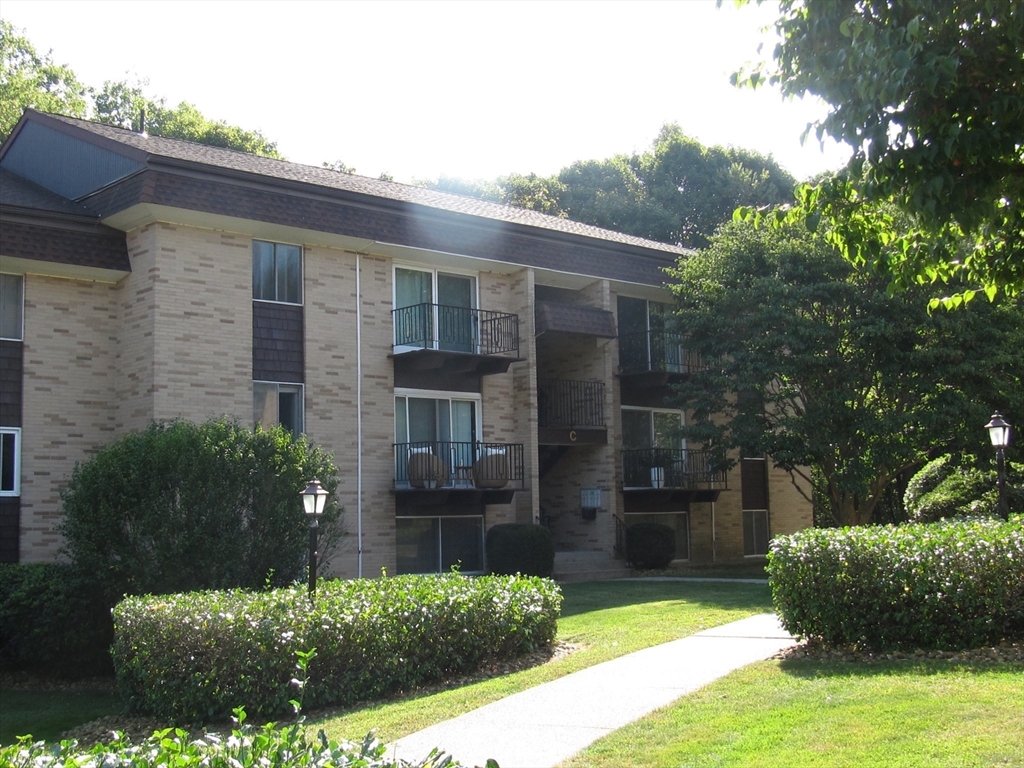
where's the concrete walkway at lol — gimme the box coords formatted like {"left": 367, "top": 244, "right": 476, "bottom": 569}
{"left": 390, "top": 613, "right": 797, "bottom": 768}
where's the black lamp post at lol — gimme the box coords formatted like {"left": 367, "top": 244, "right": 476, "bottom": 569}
{"left": 984, "top": 413, "right": 1012, "bottom": 521}
{"left": 301, "top": 478, "right": 329, "bottom": 600}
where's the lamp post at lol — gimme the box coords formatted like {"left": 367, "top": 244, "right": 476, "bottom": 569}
{"left": 301, "top": 478, "right": 329, "bottom": 600}
{"left": 984, "top": 413, "right": 1012, "bottom": 521}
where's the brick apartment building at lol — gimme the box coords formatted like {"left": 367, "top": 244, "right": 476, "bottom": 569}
{"left": 0, "top": 109, "right": 812, "bottom": 578}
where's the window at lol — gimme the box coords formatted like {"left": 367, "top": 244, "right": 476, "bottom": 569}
{"left": 1, "top": 274, "right": 24, "bottom": 341}
{"left": 395, "top": 391, "right": 480, "bottom": 485}
{"left": 742, "top": 457, "right": 770, "bottom": 556}
{"left": 621, "top": 407, "right": 684, "bottom": 488}
{"left": 253, "top": 241, "right": 302, "bottom": 304}
{"left": 617, "top": 296, "right": 685, "bottom": 373}
{"left": 0, "top": 428, "right": 20, "bottom": 496}
{"left": 394, "top": 266, "right": 477, "bottom": 352}
{"left": 396, "top": 515, "right": 484, "bottom": 574}
{"left": 254, "top": 382, "right": 304, "bottom": 436}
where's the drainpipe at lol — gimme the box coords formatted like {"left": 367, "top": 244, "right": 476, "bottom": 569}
{"left": 711, "top": 501, "right": 717, "bottom": 562}
{"left": 356, "top": 252, "right": 364, "bottom": 578}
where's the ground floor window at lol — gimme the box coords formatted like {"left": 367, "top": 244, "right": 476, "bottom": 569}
{"left": 396, "top": 516, "right": 484, "bottom": 574}
{"left": 0, "top": 427, "right": 19, "bottom": 496}
{"left": 254, "top": 382, "right": 304, "bottom": 436}
{"left": 625, "top": 511, "right": 689, "bottom": 561}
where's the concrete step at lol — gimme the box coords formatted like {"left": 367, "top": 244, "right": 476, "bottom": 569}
{"left": 553, "top": 551, "right": 631, "bottom": 583}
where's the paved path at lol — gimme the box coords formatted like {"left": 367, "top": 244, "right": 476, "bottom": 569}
{"left": 389, "top": 613, "right": 797, "bottom": 768}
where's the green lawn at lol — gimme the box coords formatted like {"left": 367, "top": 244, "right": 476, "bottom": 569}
{"left": 562, "top": 658, "right": 1024, "bottom": 768}
{"left": 0, "top": 686, "right": 123, "bottom": 746}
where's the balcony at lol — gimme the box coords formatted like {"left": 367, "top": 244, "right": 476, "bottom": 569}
{"left": 395, "top": 440, "right": 526, "bottom": 506}
{"left": 537, "top": 378, "right": 606, "bottom": 446}
{"left": 393, "top": 303, "right": 523, "bottom": 377}
{"left": 622, "top": 448, "right": 727, "bottom": 502}
{"left": 618, "top": 330, "right": 704, "bottom": 387}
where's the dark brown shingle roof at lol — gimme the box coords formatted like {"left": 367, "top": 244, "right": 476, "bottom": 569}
{"left": 36, "top": 112, "right": 690, "bottom": 258}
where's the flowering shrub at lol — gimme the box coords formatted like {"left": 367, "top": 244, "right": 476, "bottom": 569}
{"left": 768, "top": 516, "right": 1024, "bottom": 651}
{"left": 0, "top": 716, "right": 467, "bottom": 768}
{"left": 113, "top": 573, "right": 561, "bottom": 722}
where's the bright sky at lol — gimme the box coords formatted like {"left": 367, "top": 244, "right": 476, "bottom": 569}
{"left": 3, "top": 0, "right": 851, "bottom": 185}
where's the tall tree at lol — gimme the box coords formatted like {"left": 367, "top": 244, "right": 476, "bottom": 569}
{"left": 735, "top": 0, "right": 1024, "bottom": 304}
{"left": 667, "top": 218, "right": 1023, "bottom": 526}
{"left": 0, "top": 19, "right": 88, "bottom": 140}
{"left": 93, "top": 78, "right": 280, "bottom": 157}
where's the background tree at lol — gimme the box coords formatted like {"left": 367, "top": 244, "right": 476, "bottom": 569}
{"left": 93, "top": 77, "right": 280, "bottom": 157}
{"left": 736, "top": 0, "right": 1024, "bottom": 304}
{"left": 667, "top": 218, "right": 1023, "bottom": 526}
{"left": 0, "top": 19, "right": 88, "bottom": 140}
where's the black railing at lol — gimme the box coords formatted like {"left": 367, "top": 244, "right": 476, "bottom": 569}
{"left": 618, "top": 330, "right": 703, "bottom": 375}
{"left": 395, "top": 441, "right": 525, "bottom": 490}
{"left": 614, "top": 514, "right": 628, "bottom": 561}
{"left": 621, "top": 448, "right": 727, "bottom": 490}
{"left": 537, "top": 379, "right": 605, "bottom": 429}
{"left": 393, "top": 304, "right": 520, "bottom": 356}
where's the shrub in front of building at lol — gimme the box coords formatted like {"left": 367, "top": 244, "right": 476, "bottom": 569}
{"left": 59, "top": 418, "right": 343, "bottom": 603}
{"left": 626, "top": 523, "right": 676, "bottom": 569}
{"left": 768, "top": 516, "right": 1024, "bottom": 651}
{"left": 0, "top": 562, "right": 112, "bottom": 677}
{"left": 113, "top": 573, "right": 562, "bottom": 722}
{"left": 486, "top": 523, "right": 555, "bottom": 577}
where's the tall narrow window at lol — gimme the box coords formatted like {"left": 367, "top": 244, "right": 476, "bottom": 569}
{"left": 742, "top": 457, "right": 770, "bottom": 556}
{"left": 254, "top": 382, "right": 304, "bottom": 436}
{"left": 0, "top": 428, "right": 20, "bottom": 496}
{"left": 617, "top": 296, "right": 684, "bottom": 374}
{"left": 253, "top": 241, "right": 302, "bottom": 304}
{"left": 0, "top": 274, "right": 24, "bottom": 341}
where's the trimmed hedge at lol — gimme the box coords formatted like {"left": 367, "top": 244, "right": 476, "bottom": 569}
{"left": 768, "top": 516, "right": 1024, "bottom": 651}
{"left": 626, "top": 523, "right": 676, "bottom": 569}
{"left": 486, "top": 523, "right": 555, "bottom": 577}
{"left": 113, "top": 573, "right": 562, "bottom": 721}
{"left": 0, "top": 563, "right": 112, "bottom": 677}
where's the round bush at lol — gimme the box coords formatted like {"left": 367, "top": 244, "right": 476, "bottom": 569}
{"left": 486, "top": 523, "right": 555, "bottom": 577}
{"left": 59, "top": 418, "right": 343, "bottom": 603}
{"left": 626, "top": 523, "right": 676, "bottom": 569}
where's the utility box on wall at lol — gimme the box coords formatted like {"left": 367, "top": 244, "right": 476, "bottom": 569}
{"left": 581, "top": 488, "right": 601, "bottom": 520}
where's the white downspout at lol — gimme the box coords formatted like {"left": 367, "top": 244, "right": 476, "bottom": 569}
{"left": 356, "top": 253, "right": 364, "bottom": 578}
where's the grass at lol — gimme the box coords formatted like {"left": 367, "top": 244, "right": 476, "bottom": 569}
{"left": 0, "top": 686, "right": 123, "bottom": 745}
{"left": 561, "top": 657, "right": 1024, "bottom": 768}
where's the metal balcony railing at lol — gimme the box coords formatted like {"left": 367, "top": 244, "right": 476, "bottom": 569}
{"left": 537, "top": 379, "right": 605, "bottom": 429}
{"left": 395, "top": 441, "right": 525, "bottom": 490}
{"left": 393, "top": 304, "right": 520, "bottom": 357}
{"left": 618, "top": 330, "right": 703, "bottom": 375}
{"left": 621, "top": 448, "right": 727, "bottom": 490}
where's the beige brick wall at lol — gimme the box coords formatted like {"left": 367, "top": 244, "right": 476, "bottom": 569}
{"left": 305, "top": 249, "right": 395, "bottom": 578}
{"left": 20, "top": 274, "right": 119, "bottom": 562}
{"left": 117, "top": 224, "right": 251, "bottom": 430}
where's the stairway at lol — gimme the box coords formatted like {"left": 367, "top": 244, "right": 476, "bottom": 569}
{"left": 552, "top": 550, "right": 632, "bottom": 583}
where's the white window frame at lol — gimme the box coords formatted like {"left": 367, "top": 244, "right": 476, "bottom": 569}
{"left": 0, "top": 273, "right": 25, "bottom": 342}
{"left": 394, "top": 387, "right": 483, "bottom": 442}
{"left": 253, "top": 381, "right": 305, "bottom": 436}
{"left": 392, "top": 263, "right": 479, "bottom": 353}
{"left": 0, "top": 427, "right": 21, "bottom": 497}
{"left": 742, "top": 456, "right": 770, "bottom": 557}
{"left": 252, "top": 240, "right": 303, "bottom": 306}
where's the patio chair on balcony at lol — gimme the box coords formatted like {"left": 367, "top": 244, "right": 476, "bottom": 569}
{"left": 473, "top": 446, "right": 510, "bottom": 489}
{"left": 408, "top": 447, "right": 449, "bottom": 489}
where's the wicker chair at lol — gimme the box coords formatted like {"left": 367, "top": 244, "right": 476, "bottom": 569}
{"left": 408, "top": 450, "right": 449, "bottom": 488}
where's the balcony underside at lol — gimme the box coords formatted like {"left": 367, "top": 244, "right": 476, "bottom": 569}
{"left": 394, "top": 487, "right": 518, "bottom": 507}
{"left": 622, "top": 487, "right": 723, "bottom": 504}
{"left": 393, "top": 348, "right": 525, "bottom": 378}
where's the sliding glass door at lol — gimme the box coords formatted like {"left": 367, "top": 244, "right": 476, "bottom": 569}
{"left": 394, "top": 267, "right": 477, "bottom": 352}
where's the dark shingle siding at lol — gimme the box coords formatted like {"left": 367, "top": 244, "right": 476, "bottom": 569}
{"left": 0, "top": 498, "right": 18, "bottom": 563}
{"left": 0, "top": 341, "right": 21, "bottom": 427}
{"left": 535, "top": 302, "right": 617, "bottom": 338}
{"left": 0, "top": 219, "right": 130, "bottom": 272}
{"left": 253, "top": 302, "right": 304, "bottom": 383}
